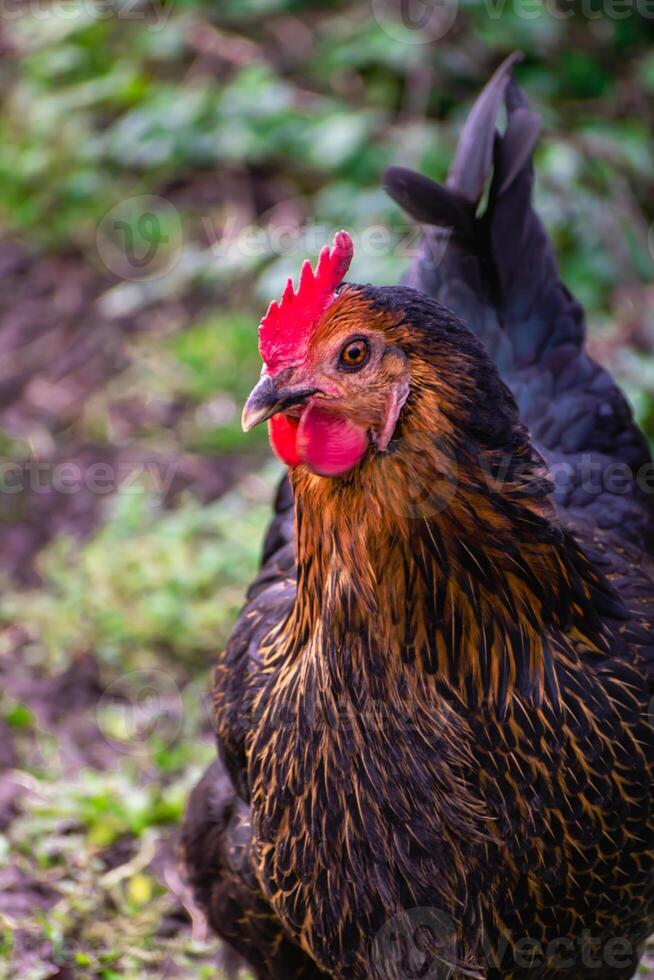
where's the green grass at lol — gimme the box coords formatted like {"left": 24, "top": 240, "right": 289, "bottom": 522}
{"left": 0, "top": 472, "right": 276, "bottom": 671}
{"left": 0, "top": 473, "right": 275, "bottom": 978}
{"left": 168, "top": 311, "right": 269, "bottom": 454}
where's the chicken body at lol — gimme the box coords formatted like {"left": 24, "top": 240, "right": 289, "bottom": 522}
{"left": 183, "top": 58, "right": 654, "bottom": 979}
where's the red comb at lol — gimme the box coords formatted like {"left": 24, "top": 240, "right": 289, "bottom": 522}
{"left": 259, "top": 230, "right": 354, "bottom": 373}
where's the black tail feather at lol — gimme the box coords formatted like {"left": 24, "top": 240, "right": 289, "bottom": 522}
{"left": 447, "top": 51, "right": 523, "bottom": 204}
{"left": 383, "top": 167, "right": 476, "bottom": 243}
{"left": 383, "top": 55, "right": 654, "bottom": 548}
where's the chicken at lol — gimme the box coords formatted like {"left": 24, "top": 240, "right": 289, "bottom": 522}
{"left": 182, "top": 55, "right": 654, "bottom": 979}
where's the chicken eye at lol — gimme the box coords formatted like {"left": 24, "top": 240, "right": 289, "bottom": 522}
{"left": 338, "top": 338, "right": 370, "bottom": 371}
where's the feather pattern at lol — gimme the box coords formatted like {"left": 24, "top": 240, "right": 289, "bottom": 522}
{"left": 183, "top": 60, "right": 654, "bottom": 980}
{"left": 383, "top": 55, "right": 654, "bottom": 549}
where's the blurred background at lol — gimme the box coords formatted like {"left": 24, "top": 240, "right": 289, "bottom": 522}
{"left": 0, "top": 1, "right": 653, "bottom": 977}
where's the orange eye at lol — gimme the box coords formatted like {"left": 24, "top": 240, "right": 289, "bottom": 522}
{"left": 339, "top": 338, "right": 370, "bottom": 371}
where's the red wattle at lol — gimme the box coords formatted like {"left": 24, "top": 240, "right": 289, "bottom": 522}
{"left": 269, "top": 406, "right": 369, "bottom": 476}
{"left": 269, "top": 414, "right": 301, "bottom": 467}
{"left": 297, "top": 404, "right": 368, "bottom": 477}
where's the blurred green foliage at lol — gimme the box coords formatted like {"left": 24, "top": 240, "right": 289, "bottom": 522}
{"left": 0, "top": 473, "right": 275, "bottom": 978}
{"left": 169, "top": 312, "right": 270, "bottom": 452}
{"left": 2, "top": 0, "right": 653, "bottom": 310}
{"left": 0, "top": 474, "right": 275, "bottom": 669}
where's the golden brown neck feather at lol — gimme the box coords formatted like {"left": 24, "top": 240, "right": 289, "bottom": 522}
{"left": 287, "top": 375, "right": 616, "bottom": 712}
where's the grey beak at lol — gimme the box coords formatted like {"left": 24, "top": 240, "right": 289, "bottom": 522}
{"left": 241, "top": 376, "right": 320, "bottom": 433}
{"left": 241, "top": 375, "right": 281, "bottom": 432}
